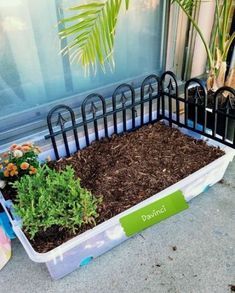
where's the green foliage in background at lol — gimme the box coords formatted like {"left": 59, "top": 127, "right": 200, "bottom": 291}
{"left": 59, "top": 0, "right": 234, "bottom": 90}
{"left": 12, "top": 166, "right": 102, "bottom": 239}
{"left": 171, "top": 0, "right": 235, "bottom": 90}
{"left": 59, "top": 0, "right": 129, "bottom": 73}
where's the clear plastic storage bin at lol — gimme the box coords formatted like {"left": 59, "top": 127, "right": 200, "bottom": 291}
{"left": 1, "top": 123, "right": 234, "bottom": 279}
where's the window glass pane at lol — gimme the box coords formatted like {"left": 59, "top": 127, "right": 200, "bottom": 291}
{"left": 0, "top": 0, "right": 165, "bottom": 120}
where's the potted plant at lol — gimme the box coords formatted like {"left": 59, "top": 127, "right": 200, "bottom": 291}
{"left": 0, "top": 143, "right": 40, "bottom": 197}
{"left": 172, "top": 0, "right": 235, "bottom": 140}
{"left": 58, "top": 0, "right": 234, "bottom": 140}
{"left": 0, "top": 143, "right": 41, "bottom": 271}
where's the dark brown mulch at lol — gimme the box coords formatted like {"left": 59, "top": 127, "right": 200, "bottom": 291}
{"left": 3, "top": 122, "right": 225, "bottom": 252}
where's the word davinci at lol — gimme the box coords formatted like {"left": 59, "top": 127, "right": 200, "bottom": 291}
{"left": 141, "top": 205, "right": 167, "bottom": 222}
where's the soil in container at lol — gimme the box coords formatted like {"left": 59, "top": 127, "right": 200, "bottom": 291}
{"left": 2, "top": 122, "right": 225, "bottom": 253}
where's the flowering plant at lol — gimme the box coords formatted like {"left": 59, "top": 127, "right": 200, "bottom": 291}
{"left": 0, "top": 143, "right": 41, "bottom": 189}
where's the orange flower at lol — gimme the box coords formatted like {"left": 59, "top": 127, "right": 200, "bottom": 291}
{"left": 29, "top": 167, "right": 37, "bottom": 175}
{"left": 10, "top": 144, "right": 17, "bottom": 151}
{"left": 7, "top": 164, "right": 18, "bottom": 176}
{"left": 22, "top": 146, "right": 31, "bottom": 152}
{"left": 20, "top": 162, "right": 30, "bottom": 170}
{"left": 3, "top": 170, "right": 9, "bottom": 177}
{"left": 10, "top": 170, "right": 18, "bottom": 177}
{"left": 6, "top": 163, "right": 14, "bottom": 170}
{"left": 16, "top": 146, "right": 22, "bottom": 150}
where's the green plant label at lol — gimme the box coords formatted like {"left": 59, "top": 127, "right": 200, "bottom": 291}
{"left": 119, "top": 190, "right": 188, "bottom": 237}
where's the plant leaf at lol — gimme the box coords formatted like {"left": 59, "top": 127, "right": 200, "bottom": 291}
{"left": 59, "top": 0, "right": 129, "bottom": 73}
{"left": 171, "top": 0, "right": 214, "bottom": 68}
{"left": 171, "top": 0, "right": 197, "bottom": 14}
{"left": 125, "top": 0, "right": 130, "bottom": 9}
{"left": 225, "top": 68, "right": 235, "bottom": 89}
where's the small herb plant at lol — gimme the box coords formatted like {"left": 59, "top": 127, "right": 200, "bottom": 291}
{"left": 0, "top": 143, "right": 40, "bottom": 188}
{"left": 12, "top": 166, "right": 102, "bottom": 239}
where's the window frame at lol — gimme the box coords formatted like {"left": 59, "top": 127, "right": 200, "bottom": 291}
{"left": 0, "top": 1, "right": 180, "bottom": 151}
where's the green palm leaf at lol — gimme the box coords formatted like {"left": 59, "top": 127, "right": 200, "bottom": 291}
{"left": 171, "top": 0, "right": 197, "bottom": 14}
{"left": 173, "top": 0, "right": 235, "bottom": 89}
{"left": 171, "top": 0, "right": 213, "bottom": 68}
{"left": 59, "top": 0, "right": 129, "bottom": 73}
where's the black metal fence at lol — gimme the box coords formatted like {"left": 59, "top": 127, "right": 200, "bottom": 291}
{"left": 45, "top": 71, "right": 235, "bottom": 160}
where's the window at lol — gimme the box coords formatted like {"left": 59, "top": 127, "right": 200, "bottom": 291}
{"left": 0, "top": 0, "right": 168, "bottom": 146}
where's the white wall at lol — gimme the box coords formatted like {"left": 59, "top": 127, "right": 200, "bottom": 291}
{"left": 190, "top": 1, "right": 215, "bottom": 78}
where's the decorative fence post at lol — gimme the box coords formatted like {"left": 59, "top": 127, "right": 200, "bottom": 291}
{"left": 47, "top": 105, "right": 79, "bottom": 159}
{"left": 112, "top": 84, "right": 135, "bottom": 133}
{"left": 45, "top": 72, "right": 235, "bottom": 160}
{"left": 141, "top": 75, "right": 161, "bottom": 126}
{"left": 184, "top": 78, "right": 207, "bottom": 132}
{"left": 81, "top": 94, "right": 108, "bottom": 146}
{"left": 160, "top": 71, "right": 179, "bottom": 127}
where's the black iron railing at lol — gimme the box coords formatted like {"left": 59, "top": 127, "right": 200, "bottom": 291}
{"left": 45, "top": 71, "right": 235, "bottom": 160}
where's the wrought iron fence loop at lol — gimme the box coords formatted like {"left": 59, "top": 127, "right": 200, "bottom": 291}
{"left": 141, "top": 74, "right": 161, "bottom": 125}
{"left": 46, "top": 72, "right": 235, "bottom": 159}
{"left": 112, "top": 83, "right": 135, "bottom": 133}
{"left": 161, "top": 71, "right": 179, "bottom": 126}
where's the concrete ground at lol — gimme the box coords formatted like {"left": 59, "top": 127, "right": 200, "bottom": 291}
{"left": 0, "top": 161, "right": 234, "bottom": 293}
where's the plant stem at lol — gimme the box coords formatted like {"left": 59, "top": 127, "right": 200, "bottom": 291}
{"left": 222, "top": 32, "right": 235, "bottom": 61}
{"left": 179, "top": 4, "right": 214, "bottom": 69}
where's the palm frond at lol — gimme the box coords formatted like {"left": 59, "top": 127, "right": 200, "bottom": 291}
{"left": 172, "top": 0, "right": 213, "bottom": 68}
{"left": 210, "top": 0, "right": 234, "bottom": 60}
{"left": 171, "top": 0, "right": 197, "bottom": 14}
{"left": 173, "top": 0, "right": 234, "bottom": 89}
{"left": 222, "top": 32, "right": 235, "bottom": 61}
{"left": 125, "top": 0, "right": 130, "bottom": 9}
{"left": 59, "top": 0, "right": 129, "bottom": 73}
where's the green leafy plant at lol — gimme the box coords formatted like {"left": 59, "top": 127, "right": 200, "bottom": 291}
{"left": 171, "top": 0, "right": 235, "bottom": 91}
{"left": 12, "top": 166, "right": 102, "bottom": 239}
{"left": 0, "top": 143, "right": 40, "bottom": 189}
{"left": 59, "top": 0, "right": 130, "bottom": 73}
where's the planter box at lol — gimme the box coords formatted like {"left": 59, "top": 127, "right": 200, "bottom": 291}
{"left": 0, "top": 118, "right": 234, "bottom": 279}
{"left": 0, "top": 71, "right": 234, "bottom": 279}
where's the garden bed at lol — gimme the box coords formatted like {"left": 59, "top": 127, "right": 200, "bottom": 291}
{"left": 10, "top": 122, "right": 223, "bottom": 253}
{"left": 1, "top": 70, "right": 234, "bottom": 280}
{"left": 1, "top": 118, "right": 234, "bottom": 280}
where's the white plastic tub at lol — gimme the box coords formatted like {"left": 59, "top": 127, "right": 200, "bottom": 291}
{"left": 0, "top": 117, "right": 234, "bottom": 280}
